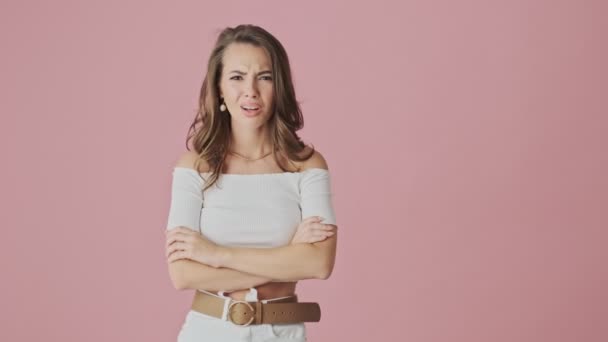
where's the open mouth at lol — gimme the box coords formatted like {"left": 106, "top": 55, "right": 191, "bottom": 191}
{"left": 241, "top": 106, "right": 261, "bottom": 115}
{"left": 241, "top": 106, "right": 260, "bottom": 111}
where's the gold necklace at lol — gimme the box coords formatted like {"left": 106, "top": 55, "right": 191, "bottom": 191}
{"left": 228, "top": 150, "right": 272, "bottom": 162}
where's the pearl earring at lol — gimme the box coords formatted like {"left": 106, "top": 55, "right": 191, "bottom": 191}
{"left": 219, "top": 99, "right": 226, "bottom": 112}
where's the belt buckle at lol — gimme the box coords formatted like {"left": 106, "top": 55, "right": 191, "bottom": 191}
{"left": 227, "top": 300, "right": 255, "bottom": 326}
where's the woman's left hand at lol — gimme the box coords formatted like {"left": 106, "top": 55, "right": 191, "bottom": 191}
{"left": 165, "top": 227, "right": 224, "bottom": 267}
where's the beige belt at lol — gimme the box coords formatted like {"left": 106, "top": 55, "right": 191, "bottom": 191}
{"left": 190, "top": 290, "right": 321, "bottom": 326}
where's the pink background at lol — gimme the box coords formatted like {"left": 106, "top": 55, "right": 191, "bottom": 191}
{"left": 1, "top": 1, "right": 606, "bottom": 341}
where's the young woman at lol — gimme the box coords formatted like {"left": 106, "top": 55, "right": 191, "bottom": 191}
{"left": 164, "top": 24, "right": 338, "bottom": 341}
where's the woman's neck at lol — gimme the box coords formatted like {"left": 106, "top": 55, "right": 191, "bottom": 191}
{"left": 229, "top": 124, "right": 273, "bottom": 158}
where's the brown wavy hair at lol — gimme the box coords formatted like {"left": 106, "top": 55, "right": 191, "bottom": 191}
{"left": 185, "top": 24, "right": 315, "bottom": 192}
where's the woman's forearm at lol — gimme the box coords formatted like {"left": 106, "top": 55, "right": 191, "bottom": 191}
{"left": 217, "top": 235, "right": 336, "bottom": 282}
{"left": 168, "top": 259, "right": 273, "bottom": 292}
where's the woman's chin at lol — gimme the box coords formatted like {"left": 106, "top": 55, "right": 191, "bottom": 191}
{"left": 230, "top": 113, "right": 270, "bottom": 127}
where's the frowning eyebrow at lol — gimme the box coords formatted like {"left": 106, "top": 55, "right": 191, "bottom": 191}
{"left": 228, "top": 70, "right": 272, "bottom": 75}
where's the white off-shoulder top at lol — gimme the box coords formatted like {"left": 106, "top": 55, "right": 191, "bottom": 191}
{"left": 165, "top": 167, "right": 337, "bottom": 248}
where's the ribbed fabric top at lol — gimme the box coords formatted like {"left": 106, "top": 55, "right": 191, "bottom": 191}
{"left": 166, "top": 167, "right": 337, "bottom": 248}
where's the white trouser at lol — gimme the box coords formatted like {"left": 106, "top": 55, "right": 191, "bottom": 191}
{"left": 176, "top": 288, "right": 307, "bottom": 342}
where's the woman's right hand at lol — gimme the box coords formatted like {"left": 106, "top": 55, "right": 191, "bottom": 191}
{"left": 290, "top": 216, "right": 336, "bottom": 244}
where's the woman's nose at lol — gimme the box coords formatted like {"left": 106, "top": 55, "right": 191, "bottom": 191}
{"left": 244, "top": 79, "right": 259, "bottom": 96}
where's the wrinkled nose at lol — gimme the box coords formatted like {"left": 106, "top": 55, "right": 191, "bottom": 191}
{"left": 244, "top": 80, "right": 259, "bottom": 98}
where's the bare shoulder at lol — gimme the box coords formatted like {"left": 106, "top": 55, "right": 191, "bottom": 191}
{"left": 174, "top": 150, "right": 210, "bottom": 173}
{"left": 297, "top": 146, "right": 329, "bottom": 171}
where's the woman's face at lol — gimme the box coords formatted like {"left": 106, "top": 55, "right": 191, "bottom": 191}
{"left": 218, "top": 43, "right": 274, "bottom": 128}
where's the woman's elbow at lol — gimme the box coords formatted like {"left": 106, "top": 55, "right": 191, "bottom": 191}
{"left": 314, "top": 253, "right": 336, "bottom": 280}
{"left": 312, "top": 234, "right": 337, "bottom": 280}
{"left": 168, "top": 260, "right": 190, "bottom": 290}
{"left": 316, "top": 263, "right": 334, "bottom": 280}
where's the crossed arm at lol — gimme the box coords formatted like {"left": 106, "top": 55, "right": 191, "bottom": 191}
{"left": 168, "top": 228, "right": 337, "bottom": 291}
{"left": 168, "top": 258, "right": 273, "bottom": 292}
{"left": 167, "top": 149, "right": 337, "bottom": 291}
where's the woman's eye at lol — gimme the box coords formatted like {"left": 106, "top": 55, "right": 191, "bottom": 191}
{"left": 229, "top": 75, "right": 272, "bottom": 81}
